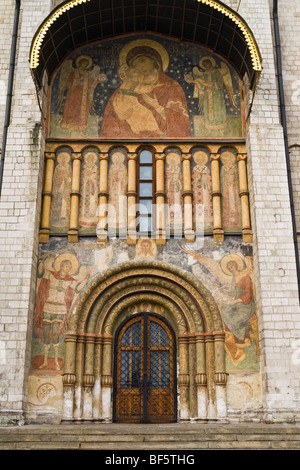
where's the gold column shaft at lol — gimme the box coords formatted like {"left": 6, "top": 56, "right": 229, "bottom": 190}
{"left": 155, "top": 153, "right": 166, "bottom": 244}
{"left": 211, "top": 153, "right": 224, "bottom": 242}
{"left": 178, "top": 335, "right": 190, "bottom": 420}
{"left": 182, "top": 154, "right": 195, "bottom": 242}
{"left": 68, "top": 152, "right": 82, "bottom": 242}
{"left": 127, "top": 153, "right": 137, "bottom": 244}
{"left": 238, "top": 153, "right": 253, "bottom": 242}
{"left": 39, "top": 152, "right": 55, "bottom": 243}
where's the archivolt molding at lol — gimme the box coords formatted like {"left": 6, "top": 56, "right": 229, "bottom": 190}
{"left": 100, "top": 291, "right": 189, "bottom": 336}
{"left": 67, "top": 260, "right": 222, "bottom": 336}
{"left": 94, "top": 286, "right": 197, "bottom": 335}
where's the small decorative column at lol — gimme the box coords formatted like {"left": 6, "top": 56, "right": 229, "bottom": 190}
{"left": 213, "top": 331, "right": 228, "bottom": 420}
{"left": 237, "top": 153, "right": 253, "bottom": 243}
{"left": 178, "top": 335, "right": 190, "bottom": 421}
{"left": 210, "top": 153, "right": 224, "bottom": 242}
{"left": 93, "top": 336, "right": 102, "bottom": 420}
{"left": 127, "top": 153, "right": 137, "bottom": 244}
{"left": 205, "top": 333, "right": 217, "bottom": 418}
{"left": 101, "top": 335, "right": 113, "bottom": 422}
{"left": 82, "top": 334, "right": 96, "bottom": 420}
{"left": 97, "top": 152, "right": 109, "bottom": 242}
{"left": 155, "top": 152, "right": 166, "bottom": 244}
{"left": 62, "top": 333, "right": 77, "bottom": 421}
{"left": 39, "top": 152, "right": 55, "bottom": 243}
{"left": 68, "top": 152, "right": 82, "bottom": 242}
{"left": 182, "top": 154, "right": 195, "bottom": 242}
{"left": 195, "top": 333, "right": 208, "bottom": 420}
{"left": 74, "top": 334, "right": 84, "bottom": 419}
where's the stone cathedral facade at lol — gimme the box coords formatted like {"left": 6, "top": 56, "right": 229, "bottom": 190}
{"left": 0, "top": 0, "right": 300, "bottom": 425}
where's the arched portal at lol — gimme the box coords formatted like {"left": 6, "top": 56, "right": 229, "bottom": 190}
{"left": 113, "top": 312, "right": 177, "bottom": 423}
{"left": 62, "top": 260, "right": 227, "bottom": 423}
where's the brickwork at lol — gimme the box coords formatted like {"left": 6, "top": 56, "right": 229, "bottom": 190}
{"left": 0, "top": 0, "right": 51, "bottom": 424}
{"left": 239, "top": 0, "right": 300, "bottom": 420}
{"left": 0, "top": 0, "right": 299, "bottom": 425}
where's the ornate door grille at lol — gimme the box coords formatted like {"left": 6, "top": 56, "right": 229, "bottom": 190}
{"left": 113, "top": 312, "right": 177, "bottom": 423}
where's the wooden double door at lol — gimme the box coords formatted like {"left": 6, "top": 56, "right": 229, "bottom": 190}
{"left": 113, "top": 312, "right": 177, "bottom": 423}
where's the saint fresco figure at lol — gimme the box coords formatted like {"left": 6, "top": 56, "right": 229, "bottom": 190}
{"left": 191, "top": 150, "right": 213, "bottom": 232}
{"left": 179, "top": 246, "right": 259, "bottom": 367}
{"left": 34, "top": 253, "right": 89, "bottom": 371}
{"left": 107, "top": 151, "right": 128, "bottom": 232}
{"left": 220, "top": 150, "right": 241, "bottom": 231}
{"left": 165, "top": 152, "right": 183, "bottom": 233}
{"left": 55, "top": 55, "right": 107, "bottom": 137}
{"left": 101, "top": 40, "right": 190, "bottom": 138}
{"left": 50, "top": 151, "right": 72, "bottom": 230}
{"left": 79, "top": 151, "right": 99, "bottom": 229}
{"left": 185, "top": 56, "right": 239, "bottom": 137}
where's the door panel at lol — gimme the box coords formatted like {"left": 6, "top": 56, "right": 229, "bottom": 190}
{"left": 114, "top": 313, "right": 177, "bottom": 423}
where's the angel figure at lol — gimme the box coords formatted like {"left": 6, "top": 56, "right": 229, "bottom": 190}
{"left": 34, "top": 253, "right": 90, "bottom": 371}
{"left": 178, "top": 245, "right": 259, "bottom": 366}
{"left": 55, "top": 55, "right": 107, "bottom": 137}
{"left": 184, "top": 56, "right": 238, "bottom": 136}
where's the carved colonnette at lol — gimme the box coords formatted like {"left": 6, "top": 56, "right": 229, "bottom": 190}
{"left": 61, "top": 261, "right": 227, "bottom": 423}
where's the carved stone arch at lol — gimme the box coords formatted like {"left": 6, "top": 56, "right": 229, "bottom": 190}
{"left": 62, "top": 260, "right": 228, "bottom": 424}
{"left": 68, "top": 260, "right": 223, "bottom": 332}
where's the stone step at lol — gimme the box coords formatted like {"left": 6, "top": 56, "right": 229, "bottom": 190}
{"left": 0, "top": 423, "right": 300, "bottom": 450}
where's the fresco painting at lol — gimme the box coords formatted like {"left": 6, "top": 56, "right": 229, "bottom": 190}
{"left": 179, "top": 243, "right": 259, "bottom": 371}
{"left": 31, "top": 238, "right": 259, "bottom": 375}
{"left": 79, "top": 149, "right": 99, "bottom": 232}
{"left": 184, "top": 56, "right": 243, "bottom": 138}
{"left": 50, "top": 149, "right": 72, "bottom": 233}
{"left": 107, "top": 148, "right": 128, "bottom": 235}
{"left": 220, "top": 149, "right": 242, "bottom": 232}
{"left": 165, "top": 150, "right": 184, "bottom": 234}
{"left": 191, "top": 149, "right": 213, "bottom": 233}
{"left": 47, "top": 35, "right": 244, "bottom": 140}
{"left": 32, "top": 252, "right": 90, "bottom": 372}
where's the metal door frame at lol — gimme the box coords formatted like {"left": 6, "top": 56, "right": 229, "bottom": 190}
{"left": 113, "top": 311, "right": 177, "bottom": 423}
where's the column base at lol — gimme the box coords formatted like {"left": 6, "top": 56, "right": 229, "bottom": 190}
{"left": 184, "top": 229, "right": 195, "bottom": 242}
{"left": 68, "top": 229, "right": 78, "bottom": 243}
{"left": 242, "top": 228, "right": 253, "bottom": 243}
{"left": 39, "top": 229, "right": 50, "bottom": 243}
{"left": 213, "top": 228, "right": 224, "bottom": 242}
{"left": 127, "top": 234, "right": 137, "bottom": 244}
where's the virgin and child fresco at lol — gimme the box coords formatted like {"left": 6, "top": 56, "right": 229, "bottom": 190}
{"left": 47, "top": 35, "right": 244, "bottom": 140}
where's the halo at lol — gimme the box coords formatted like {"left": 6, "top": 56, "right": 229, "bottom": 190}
{"left": 111, "top": 152, "right": 125, "bottom": 164}
{"left": 119, "top": 39, "right": 169, "bottom": 72}
{"left": 54, "top": 253, "right": 79, "bottom": 275}
{"left": 84, "top": 151, "right": 98, "bottom": 164}
{"left": 221, "top": 151, "right": 236, "bottom": 166}
{"left": 199, "top": 55, "right": 217, "bottom": 70}
{"left": 75, "top": 55, "right": 93, "bottom": 69}
{"left": 220, "top": 254, "right": 244, "bottom": 276}
{"left": 193, "top": 151, "right": 208, "bottom": 166}
{"left": 166, "top": 152, "right": 181, "bottom": 166}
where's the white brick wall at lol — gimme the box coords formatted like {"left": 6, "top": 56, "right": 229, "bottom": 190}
{"left": 0, "top": 0, "right": 51, "bottom": 424}
{"left": 239, "top": 0, "right": 300, "bottom": 419}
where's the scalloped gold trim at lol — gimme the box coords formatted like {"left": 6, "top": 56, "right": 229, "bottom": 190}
{"left": 197, "top": 0, "right": 262, "bottom": 71}
{"left": 30, "top": 0, "right": 92, "bottom": 69}
{"left": 30, "top": 0, "right": 262, "bottom": 73}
